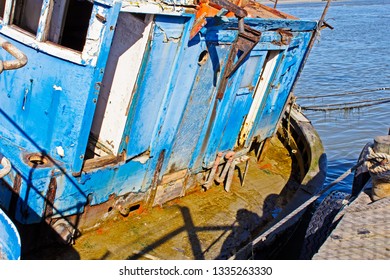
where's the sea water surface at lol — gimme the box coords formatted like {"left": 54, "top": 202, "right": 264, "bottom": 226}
{"left": 277, "top": 0, "right": 390, "bottom": 192}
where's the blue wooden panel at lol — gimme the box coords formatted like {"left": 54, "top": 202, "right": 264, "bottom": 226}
{"left": 51, "top": 160, "right": 149, "bottom": 217}
{"left": 0, "top": 2, "right": 121, "bottom": 174}
{"left": 0, "top": 2, "right": 121, "bottom": 223}
{"left": 221, "top": 18, "right": 317, "bottom": 32}
{"left": 139, "top": 30, "right": 205, "bottom": 184}
{"left": 72, "top": 2, "right": 122, "bottom": 172}
{"left": 166, "top": 42, "right": 231, "bottom": 173}
{"left": 0, "top": 44, "right": 94, "bottom": 168}
{"left": 15, "top": 176, "right": 52, "bottom": 224}
{"left": 252, "top": 31, "right": 312, "bottom": 142}
{"left": 121, "top": 15, "right": 189, "bottom": 160}
{"left": 199, "top": 52, "right": 267, "bottom": 168}
{"left": 218, "top": 91, "right": 253, "bottom": 151}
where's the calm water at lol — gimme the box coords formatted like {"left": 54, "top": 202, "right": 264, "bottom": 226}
{"left": 277, "top": 0, "right": 390, "bottom": 192}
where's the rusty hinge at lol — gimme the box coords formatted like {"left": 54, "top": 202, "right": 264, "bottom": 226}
{"left": 271, "top": 28, "right": 293, "bottom": 46}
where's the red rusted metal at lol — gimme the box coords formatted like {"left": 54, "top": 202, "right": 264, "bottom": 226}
{"left": 44, "top": 177, "right": 58, "bottom": 223}
{"left": 190, "top": 0, "right": 248, "bottom": 39}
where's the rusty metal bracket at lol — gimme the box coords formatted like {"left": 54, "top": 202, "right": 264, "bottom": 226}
{"left": 0, "top": 38, "right": 28, "bottom": 74}
{"left": 212, "top": 0, "right": 248, "bottom": 19}
{"left": 190, "top": 0, "right": 248, "bottom": 39}
{"left": 320, "top": 20, "right": 334, "bottom": 30}
{"left": 217, "top": 24, "right": 261, "bottom": 99}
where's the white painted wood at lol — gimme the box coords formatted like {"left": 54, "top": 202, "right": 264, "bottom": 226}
{"left": 37, "top": 0, "right": 54, "bottom": 42}
{"left": 2, "top": 0, "right": 13, "bottom": 25}
{"left": 120, "top": 1, "right": 187, "bottom": 15}
{"left": 238, "top": 50, "right": 280, "bottom": 146}
{"left": 91, "top": 13, "right": 153, "bottom": 156}
{"left": 0, "top": 26, "right": 84, "bottom": 64}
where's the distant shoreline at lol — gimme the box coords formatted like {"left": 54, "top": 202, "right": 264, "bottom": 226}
{"left": 258, "top": 0, "right": 332, "bottom": 4}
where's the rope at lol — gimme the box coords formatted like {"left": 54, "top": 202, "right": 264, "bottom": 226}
{"left": 300, "top": 98, "right": 390, "bottom": 112}
{"left": 298, "top": 87, "right": 390, "bottom": 100}
{"left": 365, "top": 146, "right": 390, "bottom": 180}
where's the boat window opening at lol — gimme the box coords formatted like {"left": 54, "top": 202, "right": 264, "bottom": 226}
{"left": 239, "top": 55, "right": 262, "bottom": 88}
{"left": 238, "top": 50, "right": 281, "bottom": 146}
{"left": 0, "top": 0, "right": 5, "bottom": 19}
{"left": 132, "top": 13, "right": 146, "bottom": 22}
{"left": 48, "top": 0, "right": 93, "bottom": 52}
{"left": 11, "top": 0, "right": 43, "bottom": 35}
{"left": 88, "top": 13, "right": 153, "bottom": 161}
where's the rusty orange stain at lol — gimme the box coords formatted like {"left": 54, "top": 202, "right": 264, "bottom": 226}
{"left": 259, "top": 163, "right": 272, "bottom": 170}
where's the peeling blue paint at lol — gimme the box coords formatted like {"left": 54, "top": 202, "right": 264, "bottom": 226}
{"left": 0, "top": 1, "right": 317, "bottom": 229}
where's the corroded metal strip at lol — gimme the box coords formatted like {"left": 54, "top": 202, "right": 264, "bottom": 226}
{"left": 44, "top": 177, "right": 57, "bottom": 223}
{"left": 211, "top": 0, "right": 248, "bottom": 19}
{"left": 9, "top": 174, "right": 22, "bottom": 220}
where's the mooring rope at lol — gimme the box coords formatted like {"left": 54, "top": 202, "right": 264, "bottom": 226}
{"left": 300, "top": 98, "right": 390, "bottom": 112}
{"left": 365, "top": 146, "right": 390, "bottom": 181}
{"left": 298, "top": 87, "right": 390, "bottom": 100}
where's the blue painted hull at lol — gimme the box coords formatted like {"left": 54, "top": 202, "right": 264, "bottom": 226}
{"left": 0, "top": 0, "right": 318, "bottom": 254}
{"left": 0, "top": 208, "right": 21, "bottom": 260}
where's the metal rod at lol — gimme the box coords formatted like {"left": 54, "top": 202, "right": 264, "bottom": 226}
{"left": 0, "top": 38, "right": 28, "bottom": 73}
{"left": 202, "top": 152, "right": 225, "bottom": 190}
{"left": 211, "top": 0, "right": 248, "bottom": 18}
{"left": 291, "top": 0, "right": 332, "bottom": 94}
{"left": 273, "top": 0, "right": 279, "bottom": 9}
{"left": 0, "top": 154, "right": 12, "bottom": 179}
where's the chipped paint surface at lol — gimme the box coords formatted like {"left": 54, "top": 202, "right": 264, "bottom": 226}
{"left": 0, "top": 0, "right": 317, "bottom": 253}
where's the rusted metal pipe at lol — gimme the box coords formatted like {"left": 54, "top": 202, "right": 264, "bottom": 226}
{"left": 225, "top": 155, "right": 250, "bottom": 192}
{"left": 202, "top": 152, "right": 225, "bottom": 190}
{"left": 215, "top": 151, "right": 236, "bottom": 183}
{"left": 224, "top": 158, "right": 238, "bottom": 192}
{"left": 0, "top": 38, "right": 28, "bottom": 73}
{"left": 211, "top": 0, "right": 248, "bottom": 19}
{"left": 0, "top": 154, "right": 12, "bottom": 179}
{"left": 273, "top": 0, "right": 279, "bottom": 9}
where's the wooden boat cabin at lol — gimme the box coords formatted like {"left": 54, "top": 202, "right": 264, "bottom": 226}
{"left": 0, "top": 0, "right": 318, "bottom": 249}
